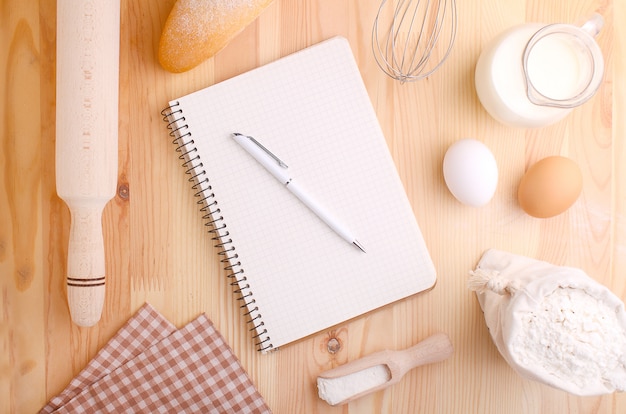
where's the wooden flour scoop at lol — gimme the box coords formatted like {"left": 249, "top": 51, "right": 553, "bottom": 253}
{"left": 317, "top": 333, "right": 453, "bottom": 406}
{"left": 55, "top": 0, "right": 120, "bottom": 326}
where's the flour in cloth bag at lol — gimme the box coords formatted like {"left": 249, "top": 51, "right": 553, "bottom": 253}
{"left": 469, "top": 249, "right": 626, "bottom": 396}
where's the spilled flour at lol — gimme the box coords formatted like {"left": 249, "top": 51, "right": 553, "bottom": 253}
{"left": 317, "top": 364, "right": 390, "bottom": 405}
{"left": 511, "top": 287, "right": 626, "bottom": 392}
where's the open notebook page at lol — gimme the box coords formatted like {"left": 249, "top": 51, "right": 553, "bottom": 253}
{"left": 166, "top": 37, "right": 436, "bottom": 352}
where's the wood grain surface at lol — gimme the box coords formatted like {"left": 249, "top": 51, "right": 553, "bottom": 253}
{"left": 2, "top": 0, "right": 626, "bottom": 413}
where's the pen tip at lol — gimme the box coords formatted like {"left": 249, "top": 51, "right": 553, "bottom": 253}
{"left": 353, "top": 240, "right": 366, "bottom": 253}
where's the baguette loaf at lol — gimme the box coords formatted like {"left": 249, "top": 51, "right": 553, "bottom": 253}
{"left": 159, "top": 0, "right": 275, "bottom": 73}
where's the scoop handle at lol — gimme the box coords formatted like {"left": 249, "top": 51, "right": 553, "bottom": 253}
{"left": 396, "top": 333, "right": 454, "bottom": 375}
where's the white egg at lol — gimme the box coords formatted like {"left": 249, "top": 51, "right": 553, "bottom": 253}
{"left": 443, "top": 139, "right": 498, "bottom": 207}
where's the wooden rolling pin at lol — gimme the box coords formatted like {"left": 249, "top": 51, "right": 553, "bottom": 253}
{"left": 55, "top": 0, "right": 120, "bottom": 326}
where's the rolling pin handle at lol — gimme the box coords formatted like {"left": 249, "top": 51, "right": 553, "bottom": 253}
{"left": 66, "top": 203, "right": 107, "bottom": 327}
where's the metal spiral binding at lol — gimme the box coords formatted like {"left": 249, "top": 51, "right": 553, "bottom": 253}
{"left": 161, "top": 102, "right": 274, "bottom": 352}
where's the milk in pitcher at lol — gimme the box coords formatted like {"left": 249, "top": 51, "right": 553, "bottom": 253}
{"left": 475, "top": 16, "right": 604, "bottom": 128}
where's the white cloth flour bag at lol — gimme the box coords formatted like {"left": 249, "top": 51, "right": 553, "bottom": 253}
{"left": 469, "top": 249, "right": 626, "bottom": 396}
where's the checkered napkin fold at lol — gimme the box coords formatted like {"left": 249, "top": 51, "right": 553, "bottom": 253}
{"left": 40, "top": 303, "right": 271, "bottom": 413}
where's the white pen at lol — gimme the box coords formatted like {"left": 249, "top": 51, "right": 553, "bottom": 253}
{"left": 232, "top": 133, "right": 365, "bottom": 253}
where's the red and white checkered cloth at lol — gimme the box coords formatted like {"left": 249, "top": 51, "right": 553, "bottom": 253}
{"left": 41, "top": 303, "right": 271, "bottom": 413}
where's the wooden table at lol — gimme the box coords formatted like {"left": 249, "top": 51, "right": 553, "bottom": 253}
{"left": 3, "top": 0, "right": 626, "bottom": 412}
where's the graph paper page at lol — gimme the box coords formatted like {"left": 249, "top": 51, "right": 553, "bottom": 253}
{"left": 167, "top": 37, "right": 436, "bottom": 351}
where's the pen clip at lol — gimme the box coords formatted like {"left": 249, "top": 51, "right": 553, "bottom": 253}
{"left": 235, "top": 133, "right": 288, "bottom": 168}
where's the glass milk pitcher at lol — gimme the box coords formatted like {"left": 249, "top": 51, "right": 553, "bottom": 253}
{"left": 475, "top": 14, "right": 604, "bottom": 128}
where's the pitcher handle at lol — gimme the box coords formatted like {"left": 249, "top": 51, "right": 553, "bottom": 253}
{"left": 580, "top": 13, "right": 604, "bottom": 37}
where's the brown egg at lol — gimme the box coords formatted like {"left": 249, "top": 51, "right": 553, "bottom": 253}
{"left": 517, "top": 156, "right": 583, "bottom": 218}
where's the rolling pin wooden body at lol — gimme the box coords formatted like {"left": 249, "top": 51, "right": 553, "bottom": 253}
{"left": 56, "top": 0, "right": 120, "bottom": 326}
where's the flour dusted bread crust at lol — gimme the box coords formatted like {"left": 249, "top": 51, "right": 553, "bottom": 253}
{"left": 159, "top": 0, "right": 275, "bottom": 73}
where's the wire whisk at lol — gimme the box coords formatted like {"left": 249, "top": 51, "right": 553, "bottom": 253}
{"left": 372, "top": 0, "right": 457, "bottom": 83}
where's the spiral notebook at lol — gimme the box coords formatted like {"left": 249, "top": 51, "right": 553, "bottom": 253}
{"left": 161, "top": 36, "right": 436, "bottom": 352}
